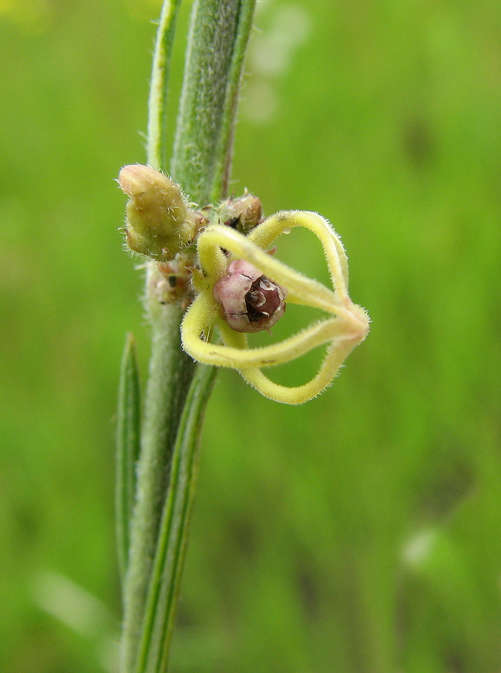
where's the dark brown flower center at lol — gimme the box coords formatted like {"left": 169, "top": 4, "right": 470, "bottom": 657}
{"left": 245, "top": 276, "right": 285, "bottom": 323}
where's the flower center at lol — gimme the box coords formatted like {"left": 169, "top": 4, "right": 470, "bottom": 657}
{"left": 245, "top": 276, "right": 285, "bottom": 323}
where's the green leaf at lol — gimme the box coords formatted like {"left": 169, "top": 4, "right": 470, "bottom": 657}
{"left": 171, "top": 0, "right": 257, "bottom": 204}
{"left": 116, "top": 333, "right": 141, "bottom": 587}
{"left": 147, "top": 0, "right": 182, "bottom": 172}
{"left": 210, "top": 0, "right": 257, "bottom": 202}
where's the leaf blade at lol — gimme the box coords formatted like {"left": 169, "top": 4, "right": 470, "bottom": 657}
{"left": 116, "top": 333, "right": 141, "bottom": 587}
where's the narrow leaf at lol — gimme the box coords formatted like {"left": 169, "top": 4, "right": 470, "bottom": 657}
{"left": 147, "top": 0, "right": 182, "bottom": 171}
{"left": 210, "top": 0, "right": 257, "bottom": 201}
{"left": 171, "top": 0, "right": 256, "bottom": 204}
{"left": 116, "top": 333, "right": 141, "bottom": 587}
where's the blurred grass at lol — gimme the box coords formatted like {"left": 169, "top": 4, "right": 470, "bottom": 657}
{"left": 1, "top": 0, "right": 500, "bottom": 671}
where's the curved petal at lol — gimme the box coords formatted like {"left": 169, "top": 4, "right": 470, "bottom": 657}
{"left": 182, "top": 298, "right": 358, "bottom": 369}
{"left": 197, "top": 225, "right": 353, "bottom": 319}
{"left": 248, "top": 210, "right": 349, "bottom": 297}
{"left": 215, "top": 316, "right": 358, "bottom": 369}
{"left": 238, "top": 337, "right": 363, "bottom": 405}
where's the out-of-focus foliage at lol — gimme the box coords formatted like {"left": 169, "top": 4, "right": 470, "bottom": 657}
{"left": 1, "top": 0, "right": 500, "bottom": 671}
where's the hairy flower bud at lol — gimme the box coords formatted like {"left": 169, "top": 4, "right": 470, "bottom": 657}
{"left": 118, "top": 164, "right": 195, "bottom": 260}
{"left": 219, "top": 193, "right": 263, "bottom": 235}
{"left": 213, "top": 259, "right": 286, "bottom": 333}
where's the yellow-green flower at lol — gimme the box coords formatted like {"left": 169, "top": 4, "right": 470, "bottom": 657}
{"left": 181, "top": 209, "right": 369, "bottom": 405}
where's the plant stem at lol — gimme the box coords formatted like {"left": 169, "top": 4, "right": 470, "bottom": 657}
{"left": 120, "top": 4, "right": 194, "bottom": 668}
{"left": 133, "top": 363, "right": 217, "bottom": 673}
{"left": 121, "top": 300, "right": 194, "bottom": 673}
{"left": 120, "top": 1, "right": 256, "bottom": 671}
{"left": 134, "top": 7, "right": 256, "bottom": 669}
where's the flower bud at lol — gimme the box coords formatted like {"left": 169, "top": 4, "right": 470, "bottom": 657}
{"left": 219, "top": 194, "right": 263, "bottom": 235}
{"left": 213, "top": 259, "right": 286, "bottom": 333}
{"left": 118, "top": 164, "right": 195, "bottom": 260}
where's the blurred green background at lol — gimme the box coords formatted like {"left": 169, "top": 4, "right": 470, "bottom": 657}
{"left": 1, "top": 0, "right": 500, "bottom": 671}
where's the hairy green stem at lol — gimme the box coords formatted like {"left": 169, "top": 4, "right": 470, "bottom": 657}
{"left": 134, "top": 364, "right": 217, "bottom": 673}
{"left": 121, "top": 300, "right": 194, "bottom": 672}
{"left": 120, "top": 4, "right": 193, "bottom": 668}
{"left": 135, "top": 5, "right": 256, "bottom": 669}
{"left": 120, "top": 1, "right": 256, "bottom": 671}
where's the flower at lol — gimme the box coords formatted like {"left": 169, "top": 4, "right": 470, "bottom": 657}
{"left": 181, "top": 209, "right": 369, "bottom": 405}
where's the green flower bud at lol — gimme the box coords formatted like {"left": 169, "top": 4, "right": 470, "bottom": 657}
{"left": 219, "top": 193, "right": 263, "bottom": 235}
{"left": 118, "top": 164, "right": 195, "bottom": 260}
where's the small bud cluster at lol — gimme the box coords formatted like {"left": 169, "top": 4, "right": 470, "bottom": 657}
{"left": 118, "top": 165, "right": 286, "bottom": 333}
{"left": 213, "top": 259, "right": 286, "bottom": 333}
{"left": 219, "top": 193, "right": 263, "bottom": 235}
{"left": 152, "top": 253, "right": 195, "bottom": 307}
